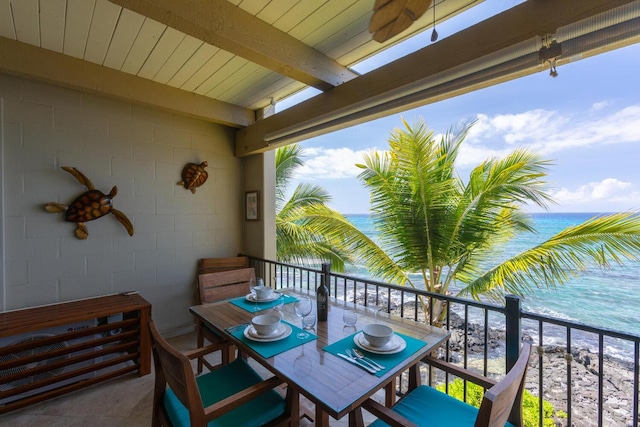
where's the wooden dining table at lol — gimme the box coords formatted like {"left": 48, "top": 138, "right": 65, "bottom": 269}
{"left": 190, "top": 288, "right": 450, "bottom": 427}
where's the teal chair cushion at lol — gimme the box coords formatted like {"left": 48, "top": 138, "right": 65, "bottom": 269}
{"left": 164, "top": 358, "right": 286, "bottom": 427}
{"left": 369, "top": 385, "right": 516, "bottom": 427}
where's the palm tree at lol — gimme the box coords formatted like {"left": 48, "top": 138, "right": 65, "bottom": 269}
{"left": 356, "top": 118, "right": 640, "bottom": 305}
{"left": 275, "top": 144, "right": 390, "bottom": 272}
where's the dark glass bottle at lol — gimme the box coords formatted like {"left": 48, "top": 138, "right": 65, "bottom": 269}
{"left": 316, "top": 275, "right": 328, "bottom": 322}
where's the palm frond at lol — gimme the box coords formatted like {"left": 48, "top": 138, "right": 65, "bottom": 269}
{"left": 275, "top": 144, "right": 305, "bottom": 211}
{"left": 460, "top": 212, "right": 640, "bottom": 301}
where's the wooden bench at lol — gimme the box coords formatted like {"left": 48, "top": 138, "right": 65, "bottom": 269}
{"left": 0, "top": 293, "right": 151, "bottom": 414}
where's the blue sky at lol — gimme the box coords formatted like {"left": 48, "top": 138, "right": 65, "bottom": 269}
{"left": 278, "top": 2, "right": 640, "bottom": 215}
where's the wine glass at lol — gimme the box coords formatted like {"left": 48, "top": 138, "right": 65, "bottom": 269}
{"left": 294, "top": 297, "right": 312, "bottom": 339}
{"left": 372, "top": 302, "right": 385, "bottom": 323}
{"left": 255, "top": 278, "right": 266, "bottom": 310}
{"left": 272, "top": 292, "right": 285, "bottom": 319}
{"left": 249, "top": 278, "right": 258, "bottom": 311}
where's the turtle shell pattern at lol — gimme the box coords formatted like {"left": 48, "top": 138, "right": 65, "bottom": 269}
{"left": 179, "top": 161, "right": 208, "bottom": 191}
{"left": 65, "top": 190, "right": 112, "bottom": 223}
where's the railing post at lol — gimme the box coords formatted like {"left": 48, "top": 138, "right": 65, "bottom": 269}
{"left": 321, "top": 263, "right": 331, "bottom": 296}
{"left": 505, "top": 294, "right": 522, "bottom": 373}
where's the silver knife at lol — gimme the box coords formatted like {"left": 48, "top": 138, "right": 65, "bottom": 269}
{"left": 336, "top": 353, "right": 377, "bottom": 374}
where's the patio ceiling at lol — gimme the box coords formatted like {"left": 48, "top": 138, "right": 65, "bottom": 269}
{"left": 0, "top": 0, "right": 638, "bottom": 157}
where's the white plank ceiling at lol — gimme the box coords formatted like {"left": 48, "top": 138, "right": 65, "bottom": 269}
{"left": 0, "top": 0, "right": 481, "bottom": 113}
{"left": 1, "top": 0, "right": 637, "bottom": 154}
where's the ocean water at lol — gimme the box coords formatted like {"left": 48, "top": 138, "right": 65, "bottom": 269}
{"left": 343, "top": 213, "right": 640, "bottom": 341}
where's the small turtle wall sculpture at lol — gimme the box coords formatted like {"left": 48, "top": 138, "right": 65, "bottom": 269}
{"left": 177, "top": 161, "right": 208, "bottom": 194}
{"left": 44, "top": 166, "right": 134, "bottom": 240}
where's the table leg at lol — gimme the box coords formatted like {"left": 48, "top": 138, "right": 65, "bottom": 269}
{"left": 196, "top": 319, "right": 205, "bottom": 373}
{"left": 408, "top": 364, "right": 421, "bottom": 392}
{"left": 384, "top": 377, "right": 396, "bottom": 407}
{"left": 315, "top": 406, "right": 330, "bottom": 427}
{"left": 349, "top": 407, "right": 364, "bottom": 427}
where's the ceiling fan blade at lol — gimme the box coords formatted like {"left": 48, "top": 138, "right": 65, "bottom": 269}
{"left": 369, "top": 0, "right": 432, "bottom": 43}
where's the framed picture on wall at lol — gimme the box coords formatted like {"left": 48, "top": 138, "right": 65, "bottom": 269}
{"left": 245, "top": 191, "right": 259, "bottom": 221}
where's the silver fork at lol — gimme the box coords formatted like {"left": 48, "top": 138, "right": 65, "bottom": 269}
{"left": 346, "top": 349, "right": 381, "bottom": 371}
{"left": 352, "top": 348, "right": 385, "bottom": 370}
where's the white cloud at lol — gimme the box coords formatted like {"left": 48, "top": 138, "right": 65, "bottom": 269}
{"left": 294, "top": 147, "right": 381, "bottom": 180}
{"left": 551, "top": 178, "right": 637, "bottom": 205}
{"left": 591, "top": 101, "right": 609, "bottom": 111}
{"left": 296, "top": 104, "right": 640, "bottom": 187}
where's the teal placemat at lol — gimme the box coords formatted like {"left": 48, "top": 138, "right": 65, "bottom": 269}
{"left": 229, "top": 293, "right": 298, "bottom": 313}
{"left": 323, "top": 331, "right": 427, "bottom": 377}
{"left": 227, "top": 320, "right": 316, "bottom": 358}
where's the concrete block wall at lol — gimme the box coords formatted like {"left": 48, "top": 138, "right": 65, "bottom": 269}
{"left": 0, "top": 73, "right": 244, "bottom": 334}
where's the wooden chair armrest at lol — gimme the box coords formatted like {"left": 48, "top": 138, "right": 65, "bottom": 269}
{"left": 362, "top": 398, "right": 418, "bottom": 427}
{"left": 183, "top": 344, "right": 224, "bottom": 360}
{"left": 203, "top": 376, "right": 284, "bottom": 420}
{"left": 422, "top": 356, "right": 496, "bottom": 390}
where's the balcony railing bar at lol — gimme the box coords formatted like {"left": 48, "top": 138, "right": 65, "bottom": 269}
{"left": 635, "top": 342, "right": 639, "bottom": 426}
{"left": 464, "top": 303, "right": 470, "bottom": 404}
{"left": 566, "top": 326, "right": 573, "bottom": 427}
{"left": 537, "top": 319, "right": 545, "bottom": 427}
{"left": 598, "top": 333, "right": 604, "bottom": 427}
{"left": 483, "top": 309, "right": 489, "bottom": 378}
{"left": 249, "top": 257, "right": 640, "bottom": 426}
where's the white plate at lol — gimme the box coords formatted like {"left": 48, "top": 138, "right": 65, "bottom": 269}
{"left": 354, "top": 332, "right": 406, "bottom": 354}
{"left": 244, "top": 323, "right": 292, "bottom": 342}
{"left": 245, "top": 292, "right": 280, "bottom": 303}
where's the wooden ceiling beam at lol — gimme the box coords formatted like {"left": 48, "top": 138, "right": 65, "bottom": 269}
{"left": 108, "top": 0, "right": 358, "bottom": 91}
{"left": 0, "top": 37, "right": 254, "bottom": 127}
{"left": 236, "top": 0, "right": 636, "bottom": 156}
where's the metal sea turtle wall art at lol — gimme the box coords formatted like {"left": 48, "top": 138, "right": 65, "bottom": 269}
{"left": 44, "top": 166, "right": 134, "bottom": 240}
{"left": 177, "top": 161, "right": 208, "bottom": 194}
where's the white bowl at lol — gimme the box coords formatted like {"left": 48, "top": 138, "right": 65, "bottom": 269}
{"left": 251, "top": 314, "right": 281, "bottom": 336}
{"left": 254, "top": 285, "right": 273, "bottom": 300}
{"left": 363, "top": 324, "right": 393, "bottom": 347}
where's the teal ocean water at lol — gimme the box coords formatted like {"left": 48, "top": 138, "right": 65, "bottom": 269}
{"left": 343, "top": 213, "right": 640, "bottom": 341}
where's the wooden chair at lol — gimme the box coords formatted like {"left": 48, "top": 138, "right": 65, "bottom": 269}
{"left": 362, "top": 342, "right": 532, "bottom": 427}
{"left": 149, "top": 319, "right": 297, "bottom": 427}
{"left": 195, "top": 267, "right": 256, "bottom": 373}
{"left": 197, "top": 256, "right": 249, "bottom": 274}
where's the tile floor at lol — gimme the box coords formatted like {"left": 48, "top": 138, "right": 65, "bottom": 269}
{"left": 0, "top": 331, "right": 378, "bottom": 426}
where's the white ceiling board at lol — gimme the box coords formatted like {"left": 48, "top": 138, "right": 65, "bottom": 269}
{"left": 237, "top": 0, "right": 270, "bottom": 16}
{"left": 182, "top": 49, "right": 233, "bottom": 93}
{"left": 199, "top": 56, "right": 251, "bottom": 97}
{"left": 304, "top": 2, "right": 371, "bottom": 54}
{"left": 289, "top": 0, "right": 358, "bottom": 42}
{"left": 39, "top": 0, "right": 66, "bottom": 52}
{"left": 0, "top": 0, "right": 16, "bottom": 40}
{"left": 63, "top": 0, "right": 96, "bottom": 58}
{"left": 137, "top": 26, "right": 184, "bottom": 80}
{"left": 256, "top": 0, "right": 300, "bottom": 25}
{"left": 168, "top": 42, "right": 218, "bottom": 89}
{"left": 103, "top": 8, "right": 145, "bottom": 70}
{"left": 120, "top": 18, "right": 165, "bottom": 74}
{"left": 273, "top": 1, "right": 326, "bottom": 34}
{"left": 220, "top": 63, "right": 272, "bottom": 106}
{"left": 11, "top": 0, "right": 39, "bottom": 45}
{"left": 153, "top": 35, "right": 203, "bottom": 85}
{"left": 234, "top": 73, "right": 294, "bottom": 110}
{"left": 84, "top": 0, "right": 121, "bottom": 64}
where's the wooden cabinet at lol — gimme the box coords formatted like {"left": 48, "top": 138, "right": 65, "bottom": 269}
{"left": 0, "top": 293, "right": 151, "bottom": 414}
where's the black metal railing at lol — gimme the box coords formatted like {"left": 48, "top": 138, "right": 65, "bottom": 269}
{"left": 248, "top": 256, "right": 640, "bottom": 426}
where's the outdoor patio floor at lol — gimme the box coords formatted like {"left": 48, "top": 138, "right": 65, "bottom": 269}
{"left": 0, "top": 329, "right": 380, "bottom": 426}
